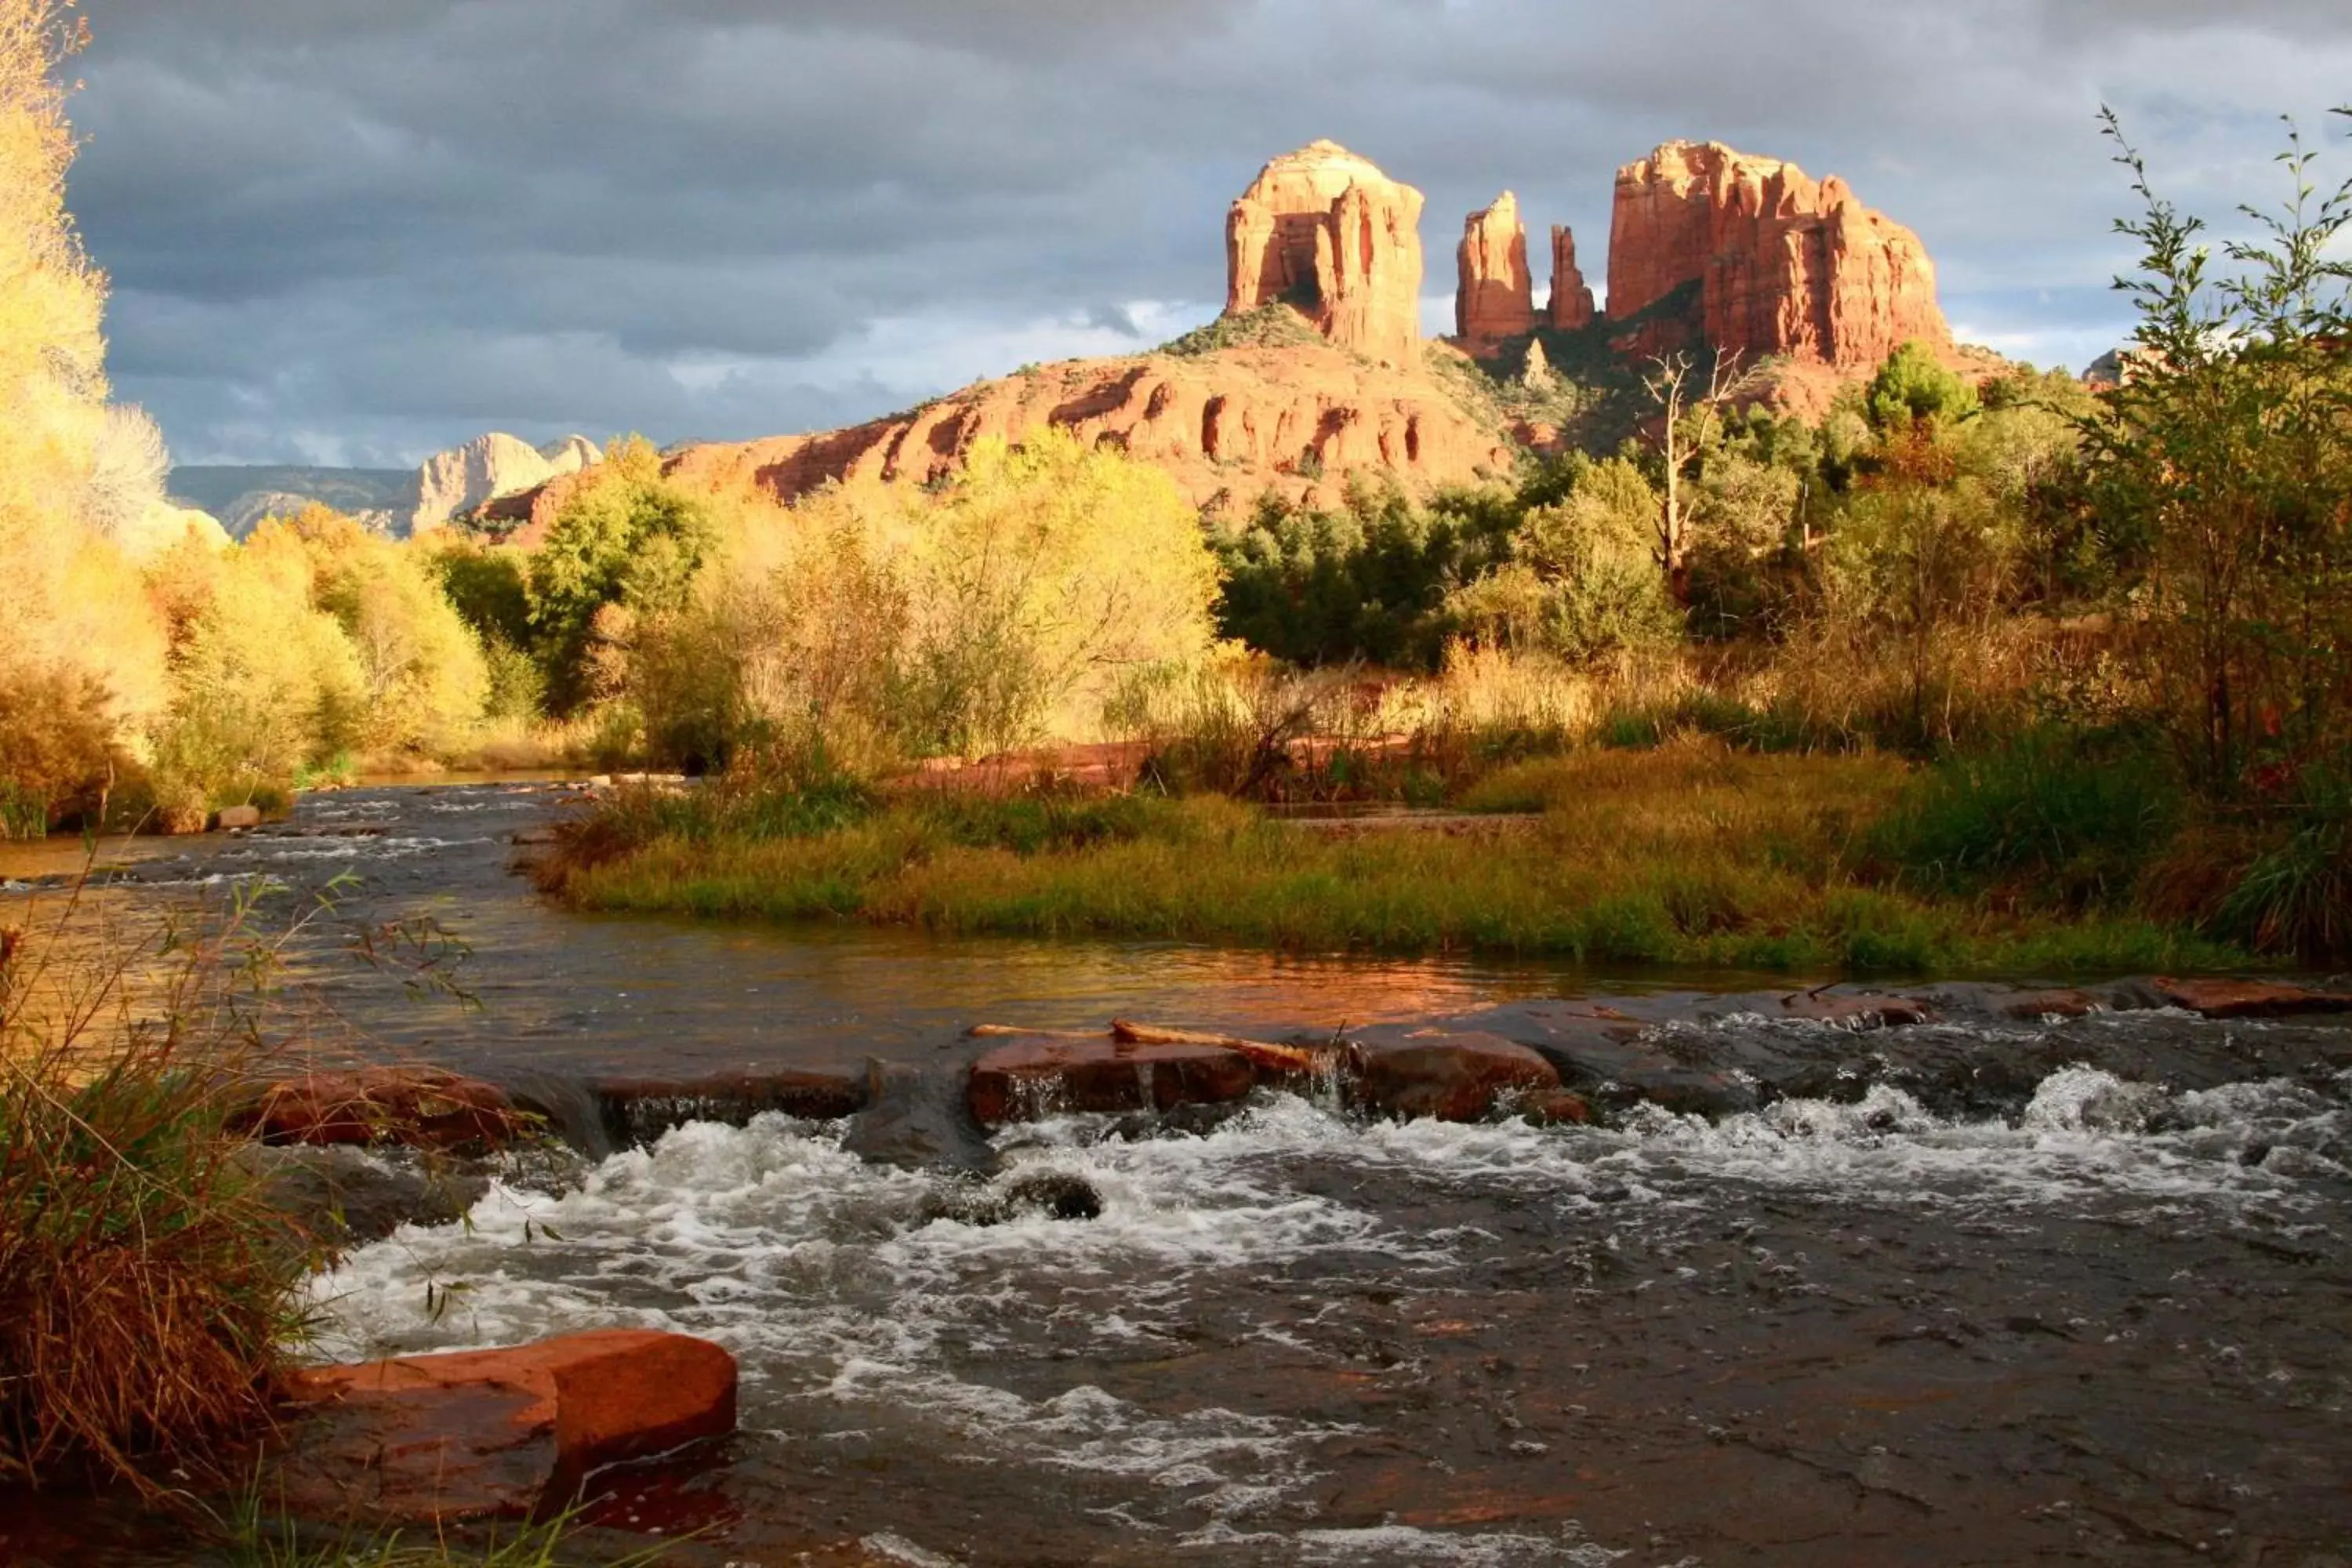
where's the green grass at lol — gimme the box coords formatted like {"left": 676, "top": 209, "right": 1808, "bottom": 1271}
{"left": 547, "top": 743, "right": 2249, "bottom": 975}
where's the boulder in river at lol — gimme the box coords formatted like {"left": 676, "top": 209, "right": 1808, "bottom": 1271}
{"left": 1347, "top": 1031, "right": 1563, "bottom": 1122}
{"left": 277, "top": 1329, "right": 737, "bottom": 1523}
{"left": 232, "top": 1067, "right": 530, "bottom": 1155}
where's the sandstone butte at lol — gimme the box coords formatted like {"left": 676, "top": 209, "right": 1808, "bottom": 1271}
{"left": 481, "top": 136, "right": 1984, "bottom": 535}
{"left": 1226, "top": 140, "right": 1425, "bottom": 368}
{"left": 1606, "top": 139, "right": 1951, "bottom": 372}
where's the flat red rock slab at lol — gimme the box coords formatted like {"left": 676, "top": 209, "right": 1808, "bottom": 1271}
{"left": 2153, "top": 977, "right": 2352, "bottom": 1019}
{"left": 233, "top": 1067, "right": 527, "bottom": 1152}
{"left": 278, "top": 1328, "right": 737, "bottom": 1525}
{"left": 1780, "top": 993, "right": 1931, "bottom": 1029}
{"left": 1349, "top": 1032, "right": 1563, "bottom": 1123}
{"left": 2000, "top": 989, "right": 2107, "bottom": 1020}
{"left": 967, "top": 1036, "right": 1256, "bottom": 1125}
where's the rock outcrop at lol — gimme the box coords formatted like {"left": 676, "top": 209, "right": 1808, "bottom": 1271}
{"left": 405, "top": 431, "right": 602, "bottom": 535}
{"left": 1606, "top": 140, "right": 1950, "bottom": 368}
{"left": 1455, "top": 191, "right": 1534, "bottom": 350}
{"left": 1548, "top": 225, "right": 1595, "bottom": 331}
{"left": 661, "top": 341, "right": 1516, "bottom": 517}
{"left": 1225, "top": 140, "right": 1425, "bottom": 367}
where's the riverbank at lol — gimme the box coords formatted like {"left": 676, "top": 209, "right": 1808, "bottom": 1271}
{"left": 542, "top": 744, "right": 2251, "bottom": 976}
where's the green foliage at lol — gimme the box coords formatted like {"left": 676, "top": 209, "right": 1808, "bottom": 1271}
{"left": 1213, "top": 479, "right": 1520, "bottom": 670}
{"left": 528, "top": 437, "right": 718, "bottom": 714}
{"left": 1449, "top": 455, "right": 1682, "bottom": 662}
{"left": 550, "top": 742, "right": 2238, "bottom": 974}
{"left": 2085, "top": 106, "right": 2352, "bottom": 804}
{"left": 1157, "top": 301, "right": 1323, "bottom": 358}
{"left": 2214, "top": 769, "right": 2352, "bottom": 962}
{"left": 1870, "top": 727, "right": 2183, "bottom": 908}
{"left": 1866, "top": 340, "right": 1980, "bottom": 431}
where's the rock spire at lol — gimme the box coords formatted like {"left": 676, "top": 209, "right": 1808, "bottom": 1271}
{"left": 1455, "top": 191, "right": 1534, "bottom": 348}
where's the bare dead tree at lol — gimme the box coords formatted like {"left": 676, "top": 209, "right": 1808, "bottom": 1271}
{"left": 1640, "top": 348, "right": 1747, "bottom": 604}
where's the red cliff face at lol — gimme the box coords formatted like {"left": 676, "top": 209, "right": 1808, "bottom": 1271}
{"left": 660, "top": 343, "right": 1515, "bottom": 518}
{"left": 1547, "top": 225, "right": 1595, "bottom": 331}
{"left": 1455, "top": 191, "right": 1534, "bottom": 350}
{"left": 1606, "top": 140, "right": 1950, "bottom": 368}
{"left": 1225, "top": 140, "right": 1425, "bottom": 368}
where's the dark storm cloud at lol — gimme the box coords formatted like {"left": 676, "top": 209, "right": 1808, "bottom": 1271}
{"left": 67, "top": 0, "right": 2352, "bottom": 465}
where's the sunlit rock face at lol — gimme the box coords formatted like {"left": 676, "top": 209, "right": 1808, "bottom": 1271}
{"left": 1455, "top": 191, "right": 1535, "bottom": 350}
{"left": 1606, "top": 140, "right": 1951, "bottom": 368}
{"left": 1224, "top": 140, "right": 1425, "bottom": 368}
{"left": 405, "top": 431, "right": 601, "bottom": 534}
{"left": 1547, "top": 223, "right": 1595, "bottom": 332}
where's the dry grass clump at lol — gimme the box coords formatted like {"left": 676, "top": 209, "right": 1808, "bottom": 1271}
{"left": 0, "top": 891, "right": 315, "bottom": 1490}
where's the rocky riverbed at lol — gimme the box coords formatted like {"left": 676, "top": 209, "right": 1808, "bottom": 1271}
{"left": 4, "top": 782, "right": 2349, "bottom": 1565}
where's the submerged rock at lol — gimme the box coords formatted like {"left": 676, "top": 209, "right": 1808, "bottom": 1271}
{"left": 593, "top": 1068, "right": 868, "bottom": 1148}
{"left": 927, "top": 1170, "right": 1105, "bottom": 1225}
{"left": 243, "top": 1144, "right": 489, "bottom": 1250}
{"left": 966, "top": 1036, "right": 1256, "bottom": 1126}
{"left": 278, "top": 1329, "right": 737, "bottom": 1524}
{"left": 846, "top": 1061, "right": 999, "bottom": 1174}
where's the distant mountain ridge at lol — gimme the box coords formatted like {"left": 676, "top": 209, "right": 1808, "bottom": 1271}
{"left": 168, "top": 434, "right": 601, "bottom": 539}
{"left": 169, "top": 466, "right": 411, "bottom": 538}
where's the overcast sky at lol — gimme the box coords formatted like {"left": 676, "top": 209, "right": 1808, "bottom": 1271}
{"left": 68, "top": 0, "right": 2352, "bottom": 469}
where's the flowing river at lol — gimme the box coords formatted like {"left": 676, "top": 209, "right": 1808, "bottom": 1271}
{"left": 5, "top": 782, "right": 2349, "bottom": 1566}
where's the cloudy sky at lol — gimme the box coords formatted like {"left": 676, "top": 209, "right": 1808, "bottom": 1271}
{"left": 68, "top": 0, "right": 2352, "bottom": 469}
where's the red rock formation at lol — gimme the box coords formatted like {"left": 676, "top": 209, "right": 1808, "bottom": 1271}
{"left": 279, "top": 1330, "right": 738, "bottom": 1523}
{"left": 1548, "top": 224, "right": 1595, "bottom": 331}
{"left": 659, "top": 341, "right": 1515, "bottom": 518}
{"left": 231, "top": 1067, "right": 528, "bottom": 1153}
{"left": 1225, "top": 140, "right": 1425, "bottom": 367}
{"left": 1606, "top": 140, "right": 1950, "bottom": 369}
{"left": 1455, "top": 191, "right": 1534, "bottom": 349}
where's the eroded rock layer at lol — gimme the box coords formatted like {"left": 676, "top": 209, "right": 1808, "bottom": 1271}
{"left": 661, "top": 343, "right": 1515, "bottom": 516}
{"left": 1606, "top": 140, "right": 1950, "bottom": 368}
{"left": 1225, "top": 140, "right": 1425, "bottom": 367}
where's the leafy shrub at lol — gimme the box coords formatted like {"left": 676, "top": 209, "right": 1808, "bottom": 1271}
{"left": 2214, "top": 771, "right": 2352, "bottom": 962}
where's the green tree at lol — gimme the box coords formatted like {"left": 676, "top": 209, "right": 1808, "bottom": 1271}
{"left": 1866, "top": 340, "right": 1980, "bottom": 432}
{"left": 527, "top": 436, "right": 717, "bottom": 713}
{"left": 2086, "top": 107, "right": 2352, "bottom": 799}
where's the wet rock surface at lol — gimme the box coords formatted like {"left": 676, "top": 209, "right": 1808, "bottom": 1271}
{"left": 966, "top": 1034, "right": 1258, "bottom": 1125}
{"left": 231, "top": 1066, "right": 530, "bottom": 1153}
{"left": 278, "top": 1329, "right": 736, "bottom": 1524}
{"left": 243, "top": 1143, "right": 491, "bottom": 1249}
